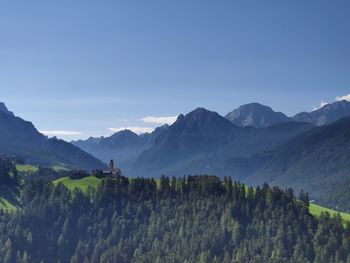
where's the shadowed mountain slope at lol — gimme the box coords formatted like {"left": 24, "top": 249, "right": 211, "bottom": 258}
{"left": 0, "top": 102, "right": 106, "bottom": 170}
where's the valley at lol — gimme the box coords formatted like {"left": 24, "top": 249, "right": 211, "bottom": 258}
{"left": 1, "top": 1, "right": 348, "bottom": 261}
{"left": 2, "top": 99, "right": 350, "bottom": 215}
{"left": 72, "top": 101, "right": 350, "bottom": 213}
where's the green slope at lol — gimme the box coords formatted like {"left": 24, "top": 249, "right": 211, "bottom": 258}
{"left": 16, "top": 164, "right": 39, "bottom": 173}
{"left": 0, "top": 186, "right": 21, "bottom": 211}
{"left": 54, "top": 176, "right": 102, "bottom": 192}
{"left": 309, "top": 203, "right": 350, "bottom": 222}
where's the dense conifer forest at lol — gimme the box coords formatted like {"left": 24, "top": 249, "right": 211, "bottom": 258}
{"left": 0, "top": 173, "right": 350, "bottom": 263}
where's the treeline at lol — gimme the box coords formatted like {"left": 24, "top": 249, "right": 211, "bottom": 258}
{"left": 0, "top": 175, "right": 350, "bottom": 262}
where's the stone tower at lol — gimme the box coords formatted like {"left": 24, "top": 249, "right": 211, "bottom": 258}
{"left": 109, "top": 159, "right": 114, "bottom": 173}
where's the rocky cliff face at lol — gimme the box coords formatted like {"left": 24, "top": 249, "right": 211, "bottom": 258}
{"left": 293, "top": 100, "right": 350, "bottom": 126}
{"left": 225, "top": 103, "right": 291, "bottom": 128}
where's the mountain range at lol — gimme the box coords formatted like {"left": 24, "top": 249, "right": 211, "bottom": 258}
{"left": 225, "top": 100, "right": 350, "bottom": 128}
{"left": 0, "top": 102, "right": 106, "bottom": 170}
{"left": 293, "top": 100, "right": 350, "bottom": 125}
{"left": 72, "top": 99, "right": 350, "bottom": 200}
{"left": 2, "top": 98, "right": 350, "bottom": 200}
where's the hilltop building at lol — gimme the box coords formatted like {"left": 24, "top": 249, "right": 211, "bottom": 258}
{"left": 92, "top": 159, "right": 121, "bottom": 178}
{"left": 109, "top": 159, "right": 121, "bottom": 176}
{"left": 68, "top": 159, "right": 122, "bottom": 180}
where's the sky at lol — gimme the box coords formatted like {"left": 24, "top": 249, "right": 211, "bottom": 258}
{"left": 0, "top": 0, "right": 349, "bottom": 140}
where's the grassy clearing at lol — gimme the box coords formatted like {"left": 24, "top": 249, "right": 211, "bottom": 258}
{"left": 52, "top": 165, "right": 70, "bottom": 172}
{"left": 54, "top": 176, "right": 102, "bottom": 192}
{"left": 16, "top": 164, "right": 70, "bottom": 173}
{"left": 309, "top": 203, "right": 350, "bottom": 223}
{"left": 0, "top": 186, "right": 21, "bottom": 211}
{"left": 16, "top": 164, "right": 39, "bottom": 173}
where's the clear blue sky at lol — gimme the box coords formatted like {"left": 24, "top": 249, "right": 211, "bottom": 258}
{"left": 0, "top": 0, "right": 349, "bottom": 140}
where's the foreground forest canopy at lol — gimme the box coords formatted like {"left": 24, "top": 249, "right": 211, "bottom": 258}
{"left": 0, "top": 175, "right": 350, "bottom": 263}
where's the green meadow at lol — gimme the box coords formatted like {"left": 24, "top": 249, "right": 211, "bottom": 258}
{"left": 16, "top": 164, "right": 39, "bottom": 173}
{"left": 309, "top": 203, "right": 350, "bottom": 223}
{"left": 53, "top": 176, "right": 101, "bottom": 192}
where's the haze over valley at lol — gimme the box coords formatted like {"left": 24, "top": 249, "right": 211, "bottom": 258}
{"left": 1, "top": 1, "right": 349, "bottom": 262}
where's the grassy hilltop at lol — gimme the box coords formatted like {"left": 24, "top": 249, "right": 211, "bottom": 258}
{"left": 54, "top": 176, "right": 101, "bottom": 192}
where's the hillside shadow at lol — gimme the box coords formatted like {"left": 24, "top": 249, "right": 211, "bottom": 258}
{"left": 0, "top": 186, "right": 22, "bottom": 209}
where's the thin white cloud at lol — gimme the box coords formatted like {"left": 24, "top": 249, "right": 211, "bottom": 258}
{"left": 336, "top": 93, "right": 350, "bottom": 102}
{"left": 108, "top": 127, "right": 154, "bottom": 134}
{"left": 40, "top": 130, "right": 83, "bottom": 136}
{"left": 312, "top": 100, "right": 329, "bottom": 111}
{"left": 141, "top": 116, "right": 178, "bottom": 125}
{"left": 312, "top": 92, "right": 350, "bottom": 111}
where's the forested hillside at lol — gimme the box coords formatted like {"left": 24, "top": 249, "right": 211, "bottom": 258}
{"left": 0, "top": 159, "right": 21, "bottom": 211}
{"left": 1, "top": 175, "right": 350, "bottom": 263}
{"left": 247, "top": 116, "right": 350, "bottom": 199}
{"left": 318, "top": 178, "right": 350, "bottom": 212}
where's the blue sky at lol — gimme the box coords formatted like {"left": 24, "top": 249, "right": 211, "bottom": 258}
{"left": 0, "top": 0, "right": 349, "bottom": 140}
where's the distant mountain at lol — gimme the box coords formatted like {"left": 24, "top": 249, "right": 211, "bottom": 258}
{"left": 152, "top": 107, "right": 237, "bottom": 152}
{"left": 73, "top": 108, "right": 238, "bottom": 175}
{"left": 244, "top": 116, "right": 350, "bottom": 199}
{"left": 225, "top": 103, "right": 291, "bottom": 128}
{"left": 74, "top": 107, "right": 313, "bottom": 177}
{"left": 293, "top": 100, "right": 350, "bottom": 126}
{"left": 133, "top": 108, "right": 238, "bottom": 175}
{"left": 135, "top": 109, "right": 315, "bottom": 177}
{"left": 73, "top": 130, "right": 147, "bottom": 170}
{"left": 225, "top": 100, "right": 350, "bottom": 128}
{"left": 72, "top": 125, "right": 172, "bottom": 172}
{"left": 0, "top": 102, "right": 106, "bottom": 170}
{"left": 74, "top": 130, "right": 142, "bottom": 158}
{"left": 71, "top": 102, "right": 350, "bottom": 210}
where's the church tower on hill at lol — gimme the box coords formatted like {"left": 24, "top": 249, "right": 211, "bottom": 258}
{"left": 109, "top": 159, "right": 114, "bottom": 172}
